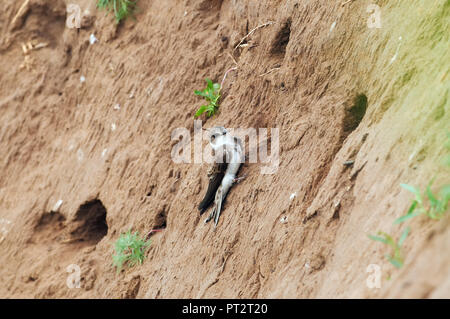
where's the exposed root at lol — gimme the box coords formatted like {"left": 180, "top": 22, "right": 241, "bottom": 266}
{"left": 11, "top": 0, "right": 30, "bottom": 27}
{"left": 259, "top": 67, "right": 280, "bottom": 77}
{"left": 233, "top": 21, "right": 275, "bottom": 52}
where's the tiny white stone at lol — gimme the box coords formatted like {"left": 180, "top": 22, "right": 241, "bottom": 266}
{"left": 77, "top": 149, "right": 84, "bottom": 162}
{"left": 113, "top": 103, "right": 121, "bottom": 110}
{"left": 52, "top": 199, "right": 63, "bottom": 212}
{"left": 80, "top": 75, "right": 86, "bottom": 83}
{"left": 289, "top": 192, "right": 297, "bottom": 201}
{"left": 101, "top": 148, "right": 108, "bottom": 157}
{"left": 390, "top": 52, "right": 398, "bottom": 64}
{"left": 329, "top": 21, "right": 336, "bottom": 34}
{"left": 389, "top": 37, "right": 402, "bottom": 65}
{"left": 184, "top": 11, "right": 188, "bottom": 16}
{"left": 305, "top": 262, "right": 311, "bottom": 269}
{"left": 280, "top": 216, "right": 288, "bottom": 224}
{"left": 0, "top": 218, "right": 11, "bottom": 225}
{"left": 111, "top": 123, "right": 117, "bottom": 131}
{"left": 89, "top": 34, "right": 98, "bottom": 45}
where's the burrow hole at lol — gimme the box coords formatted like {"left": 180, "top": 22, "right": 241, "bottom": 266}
{"left": 342, "top": 93, "right": 368, "bottom": 137}
{"left": 152, "top": 205, "right": 167, "bottom": 230}
{"left": 270, "top": 18, "right": 292, "bottom": 57}
{"left": 70, "top": 199, "right": 108, "bottom": 245}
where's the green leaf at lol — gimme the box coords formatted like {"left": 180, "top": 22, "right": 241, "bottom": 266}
{"left": 195, "top": 105, "right": 207, "bottom": 117}
{"left": 387, "top": 256, "right": 403, "bottom": 269}
{"left": 426, "top": 185, "right": 438, "bottom": 208}
{"left": 401, "top": 184, "right": 420, "bottom": 197}
{"left": 206, "top": 78, "right": 213, "bottom": 90}
{"left": 368, "top": 234, "right": 389, "bottom": 245}
{"left": 406, "top": 200, "right": 418, "bottom": 215}
{"left": 398, "top": 227, "right": 410, "bottom": 246}
{"left": 377, "top": 232, "right": 396, "bottom": 247}
{"left": 394, "top": 210, "right": 422, "bottom": 224}
{"left": 194, "top": 90, "right": 209, "bottom": 98}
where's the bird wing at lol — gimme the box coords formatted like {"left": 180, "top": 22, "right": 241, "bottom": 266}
{"left": 198, "top": 152, "right": 228, "bottom": 214}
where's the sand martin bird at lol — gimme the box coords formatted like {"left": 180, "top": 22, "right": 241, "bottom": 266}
{"left": 198, "top": 126, "right": 245, "bottom": 227}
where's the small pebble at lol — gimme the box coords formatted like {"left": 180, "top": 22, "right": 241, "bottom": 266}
{"left": 52, "top": 199, "right": 63, "bottom": 212}
{"left": 329, "top": 21, "right": 337, "bottom": 34}
{"left": 89, "top": 34, "right": 98, "bottom": 45}
{"left": 343, "top": 160, "right": 355, "bottom": 166}
{"left": 77, "top": 149, "right": 84, "bottom": 162}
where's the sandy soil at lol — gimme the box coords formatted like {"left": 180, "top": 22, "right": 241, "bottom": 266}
{"left": 0, "top": 0, "right": 449, "bottom": 298}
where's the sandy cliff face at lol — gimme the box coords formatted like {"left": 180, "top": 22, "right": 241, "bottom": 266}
{"left": 0, "top": 0, "right": 448, "bottom": 298}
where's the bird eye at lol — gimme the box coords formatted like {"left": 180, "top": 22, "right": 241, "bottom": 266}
{"left": 211, "top": 134, "right": 216, "bottom": 140}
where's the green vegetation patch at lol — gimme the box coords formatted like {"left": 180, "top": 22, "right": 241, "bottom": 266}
{"left": 395, "top": 182, "right": 450, "bottom": 224}
{"left": 113, "top": 230, "right": 150, "bottom": 272}
{"left": 369, "top": 227, "right": 410, "bottom": 269}
{"left": 194, "top": 79, "right": 221, "bottom": 118}
{"left": 97, "top": 0, "right": 139, "bottom": 23}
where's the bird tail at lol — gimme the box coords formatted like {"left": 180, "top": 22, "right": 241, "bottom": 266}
{"left": 204, "top": 175, "right": 233, "bottom": 227}
{"left": 204, "top": 186, "right": 224, "bottom": 227}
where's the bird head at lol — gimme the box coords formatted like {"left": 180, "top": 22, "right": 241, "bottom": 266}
{"left": 208, "top": 126, "right": 228, "bottom": 150}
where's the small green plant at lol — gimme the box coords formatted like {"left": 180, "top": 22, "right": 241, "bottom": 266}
{"left": 368, "top": 227, "right": 410, "bottom": 268}
{"left": 112, "top": 230, "right": 150, "bottom": 272}
{"left": 394, "top": 182, "right": 450, "bottom": 224}
{"left": 194, "top": 79, "right": 221, "bottom": 118}
{"left": 368, "top": 132, "right": 450, "bottom": 270}
{"left": 97, "top": 0, "right": 138, "bottom": 23}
